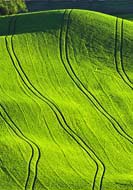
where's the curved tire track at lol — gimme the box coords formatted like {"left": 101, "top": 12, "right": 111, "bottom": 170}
{"left": 4, "top": 17, "right": 41, "bottom": 190}
{"left": 6, "top": 12, "right": 105, "bottom": 190}
{"left": 120, "top": 19, "right": 133, "bottom": 87}
{"left": 0, "top": 104, "right": 41, "bottom": 190}
{"left": 114, "top": 17, "right": 133, "bottom": 90}
{"left": 59, "top": 10, "right": 105, "bottom": 190}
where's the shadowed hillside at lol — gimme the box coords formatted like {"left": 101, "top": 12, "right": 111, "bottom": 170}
{"left": 0, "top": 9, "right": 133, "bottom": 190}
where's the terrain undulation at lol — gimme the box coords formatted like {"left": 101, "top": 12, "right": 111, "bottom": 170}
{"left": 0, "top": 9, "right": 133, "bottom": 190}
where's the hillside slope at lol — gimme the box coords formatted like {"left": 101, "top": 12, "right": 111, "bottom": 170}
{"left": 0, "top": 9, "right": 133, "bottom": 190}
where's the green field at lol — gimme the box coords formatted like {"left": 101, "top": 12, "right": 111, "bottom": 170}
{"left": 0, "top": 9, "right": 133, "bottom": 190}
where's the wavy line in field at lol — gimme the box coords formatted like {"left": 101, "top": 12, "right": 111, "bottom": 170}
{"left": 0, "top": 104, "right": 41, "bottom": 190}
{"left": 63, "top": 10, "right": 133, "bottom": 145}
{"left": 120, "top": 19, "right": 133, "bottom": 86}
{"left": 59, "top": 9, "right": 105, "bottom": 190}
{"left": 6, "top": 13, "right": 106, "bottom": 190}
{"left": 4, "top": 17, "right": 41, "bottom": 190}
{"left": 114, "top": 18, "right": 133, "bottom": 90}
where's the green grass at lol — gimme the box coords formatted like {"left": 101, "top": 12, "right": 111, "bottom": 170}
{"left": 0, "top": 9, "right": 133, "bottom": 190}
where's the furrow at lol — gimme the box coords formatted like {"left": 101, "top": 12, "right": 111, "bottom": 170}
{"left": 114, "top": 18, "right": 133, "bottom": 90}
{"left": 4, "top": 17, "right": 41, "bottom": 190}
{"left": 0, "top": 104, "right": 40, "bottom": 190}
{"left": 120, "top": 19, "right": 133, "bottom": 87}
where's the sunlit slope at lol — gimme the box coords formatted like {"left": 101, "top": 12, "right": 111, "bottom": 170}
{"left": 0, "top": 9, "right": 133, "bottom": 190}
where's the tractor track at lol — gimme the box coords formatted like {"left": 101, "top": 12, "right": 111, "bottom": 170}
{"left": 120, "top": 19, "right": 133, "bottom": 87}
{"left": 4, "top": 17, "right": 41, "bottom": 190}
{"left": 114, "top": 17, "right": 133, "bottom": 90}
{"left": 0, "top": 104, "right": 40, "bottom": 190}
{"left": 59, "top": 9, "right": 105, "bottom": 190}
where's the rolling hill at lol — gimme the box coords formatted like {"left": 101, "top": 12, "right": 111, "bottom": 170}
{"left": 0, "top": 9, "right": 133, "bottom": 190}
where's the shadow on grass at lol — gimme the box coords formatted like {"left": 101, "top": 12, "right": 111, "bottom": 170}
{"left": 0, "top": 10, "right": 65, "bottom": 36}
